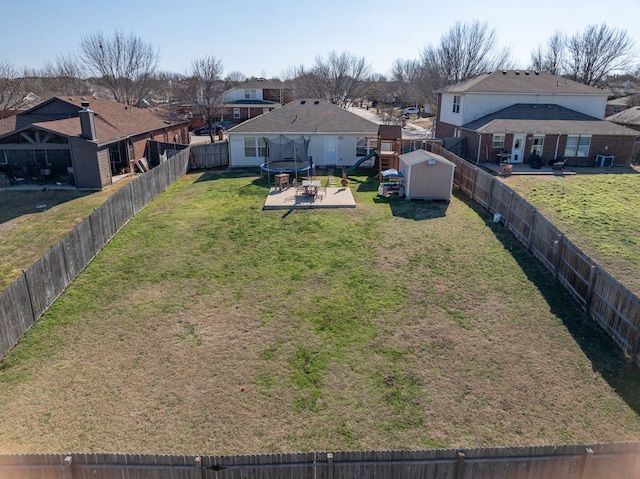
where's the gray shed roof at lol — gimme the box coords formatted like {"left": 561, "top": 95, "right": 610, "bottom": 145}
{"left": 400, "top": 149, "right": 456, "bottom": 167}
{"left": 440, "top": 70, "right": 606, "bottom": 96}
{"left": 228, "top": 99, "right": 379, "bottom": 135}
{"left": 463, "top": 103, "right": 639, "bottom": 136}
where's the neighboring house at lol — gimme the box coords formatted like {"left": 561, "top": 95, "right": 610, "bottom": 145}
{"left": 607, "top": 106, "right": 640, "bottom": 133}
{"left": 435, "top": 70, "right": 639, "bottom": 166}
{"left": 221, "top": 78, "right": 292, "bottom": 124}
{"left": 608, "top": 106, "right": 640, "bottom": 162}
{"left": 605, "top": 96, "right": 635, "bottom": 117}
{"left": 227, "top": 99, "right": 378, "bottom": 168}
{"left": 0, "top": 96, "right": 189, "bottom": 189}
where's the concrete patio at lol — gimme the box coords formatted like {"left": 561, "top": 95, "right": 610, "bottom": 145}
{"left": 263, "top": 186, "right": 356, "bottom": 210}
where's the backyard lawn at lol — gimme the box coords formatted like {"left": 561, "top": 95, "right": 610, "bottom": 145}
{"left": 502, "top": 166, "right": 640, "bottom": 296}
{"left": 1, "top": 169, "right": 640, "bottom": 455}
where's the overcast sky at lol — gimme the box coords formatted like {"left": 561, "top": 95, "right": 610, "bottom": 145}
{"left": 2, "top": 0, "right": 638, "bottom": 79}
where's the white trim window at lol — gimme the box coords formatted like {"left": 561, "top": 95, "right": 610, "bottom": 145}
{"left": 530, "top": 135, "right": 544, "bottom": 156}
{"left": 233, "top": 108, "right": 241, "bottom": 119}
{"left": 0, "top": 150, "right": 7, "bottom": 165}
{"left": 244, "top": 137, "right": 266, "bottom": 158}
{"left": 452, "top": 95, "right": 461, "bottom": 114}
{"left": 564, "top": 135, "right": 591, "bottom": 158}
{"left": 492, "top": 134, "right": 505, "bottom": 149}
{"left": 244, "top": 89, "right": 257, "bottom": 100}
{"left": 356, "top": 137, "right": 371, "bottom": 156}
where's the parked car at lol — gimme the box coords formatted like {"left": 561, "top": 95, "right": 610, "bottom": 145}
{"left": 403, "top": 107, "right": 420, "bottom": 116}
{"left": 420, "top": 106, "right": 432, "bottom": 117}
{"left": 193, "top": 123, "right": 225, "bottom": 136}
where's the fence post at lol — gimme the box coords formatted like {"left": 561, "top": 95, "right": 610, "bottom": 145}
{"left": 584, "top": 265, "right": 598, "bottom": 312}
{"left": 526, "top": 209, "right": 538, "bottom": 251}
{"left": 580, "top": 447, "right": 593, "bottom": 479}
{"left": 504, "top": 191, "right": 515, "bottom": 229}
{"left": 63, "top": 455, "right": 73, "bottom": 479}
{"left": 194, "top": 456, "right": 202, "bottom": 479}
{"left": 552, "top": 234, "right": 563, "bottom": 278}
{"left": 327, "top": 452, "right": 334, "bottom": 479}
{"left": 455, "top": 451, "right": 465, "bottom": 479}
{"left": 21, "top": 269, "right": 37, "bottom": 324}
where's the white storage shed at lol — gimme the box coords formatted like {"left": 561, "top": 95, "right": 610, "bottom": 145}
{"left": 398, "top": 149, "right": 456, "bottom": 200}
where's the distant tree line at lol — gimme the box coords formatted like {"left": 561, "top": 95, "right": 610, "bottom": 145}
{"left": 1, "top": 22, "right": 637, "bottom": 121}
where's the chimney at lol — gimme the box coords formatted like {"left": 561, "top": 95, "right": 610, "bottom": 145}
{"left": 79, "top": 101, "right": 97, "bottom": 140}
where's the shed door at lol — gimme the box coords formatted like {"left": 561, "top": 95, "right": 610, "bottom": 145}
{"left": 324, "top": 136, "right": 338, "bottom": 165}
{"left": 510, "top": 135, "right": 525, "bottom": 163}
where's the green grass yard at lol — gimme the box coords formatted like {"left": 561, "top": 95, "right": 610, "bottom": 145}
{"left": 503, "top": 168, "right": 640, "bottom": 296}
{"left": 1, "top": 170, "right": 640, "bottom": 454}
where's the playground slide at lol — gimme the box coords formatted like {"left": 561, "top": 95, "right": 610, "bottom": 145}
{"left": 344, "top": 151, "right": 376, "bottom": 173}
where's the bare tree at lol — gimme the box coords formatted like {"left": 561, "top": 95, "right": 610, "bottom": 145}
{"left": 390, "top": 59, "right": 423, "bottom": 107}
{"left": 79, "top": 29, "right": 160, "bottom": 106}
{"left": 416, "top": 21, "right": 511, "bottom": 107}
{"left": 530, "top": 32, "right": 565, "bottom": 75}
{"left": 0, "top": 61, "right": 25, "bottom": 119}
{"left": 532, "top": 24, "right": 635, "bottom": 87}
{"left": 294, "top": 51, "right": 372, "bottom": 108}
{"left": 225, "top": 71, "right": 247, "bottom": 88}
{"left": 566, "top": 24, "right": 635, "bottom": 87}
{"left": 40, "top": 54, "right": 92, "bottom": 96}
{"left": 421, "top": 21, "right": 511, "bottom": 87}
{"left": 189, "top": 56, "right": 225, "bottom": 141}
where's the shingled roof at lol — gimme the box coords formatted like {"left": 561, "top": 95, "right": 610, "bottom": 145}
{"left": 1, "top": 96, "right": 182, "bottom": 145}
{"left": 463, "top": 103, "right": 639, "bottom": 135}
{"left": 228, "top": 99, "right": 378, "bottom": 135}
{"left": 440, "top": 70, "right": 607, "bottom": 96}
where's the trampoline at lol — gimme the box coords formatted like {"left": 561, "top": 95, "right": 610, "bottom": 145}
{"left": 260, "top": 135, "right": 312, "bottom": 183}
{"left": 260, "top": 160, "right": 311, "bottom": 174}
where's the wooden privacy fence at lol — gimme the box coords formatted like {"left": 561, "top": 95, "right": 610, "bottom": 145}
{"left": 415, "top": 141, "right": 640, "bottom": 366}
{"left": 190, "top": 141, "right": 229, "bottom": 169}
{"left": 1, "top": 443, "right": 639, "bottom": 479}
{"left": 0, "top": 149, "right": 190, "bottom": 360}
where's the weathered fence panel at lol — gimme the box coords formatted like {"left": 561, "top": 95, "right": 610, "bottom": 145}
{"left": 556, "top": 236, "right": 596, "bottom": 309}
{"left": 505, "top": 192, "right": 536, "bottom": 246}
{"left": 589, "top": 268, "right": 640, "bottom": 362}
{"left": 527, "top": 213, "right": 563, "bottom": 275}
{"left": 0, "top": 275, "right": 34, "bottom": 356}
{"left": 62, "top": 219, "right": 97, "bottom": 282}
{"left": 191, "top": 142, "right": 229, "bottom": 169}
{"left": 23, "top": 242, "right": 69, "bottom": 319}
{"left": 472, "top": 170, "right": 495, "bottom": 210}
{"left": 0, "top": 150, "right": 191, "bottom": 360}
{"left": 1, "top": 444, "right": 640, "bottom": 479}
{"left": 488, "top": 181, "right": 513, "bottom": 222}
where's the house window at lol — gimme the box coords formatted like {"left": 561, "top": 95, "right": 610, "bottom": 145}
{"left": 244, "top": 89, "right": 257, "bottom": 100}
{"left": 233, "top": 108, "right": 241, "bottom": 119}
{"left": 356, "top": 137, "right": 371, "bottom": 156}
{"left": 452, "top": 95, "right": 461, "bottom": 114}
{"left": 0, "top": 151, "right": 7, "bottom": 164}
{"left": 492, "top": 134, "right": 505, "bottom": 149}
{"left": 564, "top": 135, "right": 591, "bottom": 158}
{"left": 244, "top": 137, "right": 266, "bottom": 158}
{"left": 530, "top": 135, "right": 544, "bottom": 156}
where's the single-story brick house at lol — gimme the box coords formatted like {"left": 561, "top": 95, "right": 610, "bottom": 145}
{"left": 0, "top": 96, "right": 189, "bottom": 189}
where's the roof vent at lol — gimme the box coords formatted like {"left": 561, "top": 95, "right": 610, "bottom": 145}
{"left": 502, "top": 71, "right": 507, "bottom": 75}
{"left": 314, "top": 100, "right": 320, "bottom": 104}
{"left": 524, "top": 71, "right": 530, "bottom": 75}
{"left": 300, "top": 100, "right": 306, "bottom": 104}
{"left": 515, "top": 71, "right": 520, "bottom": 75}
{"left": 535, "top": 71, "right": 540, "bottom": 75}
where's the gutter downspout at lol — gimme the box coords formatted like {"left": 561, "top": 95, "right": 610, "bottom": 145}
{"left": 554, "top": 135, "right": 560, "bottom": 160}
{"left": 476, "top": 132, "right": 482, "bottom": 164}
